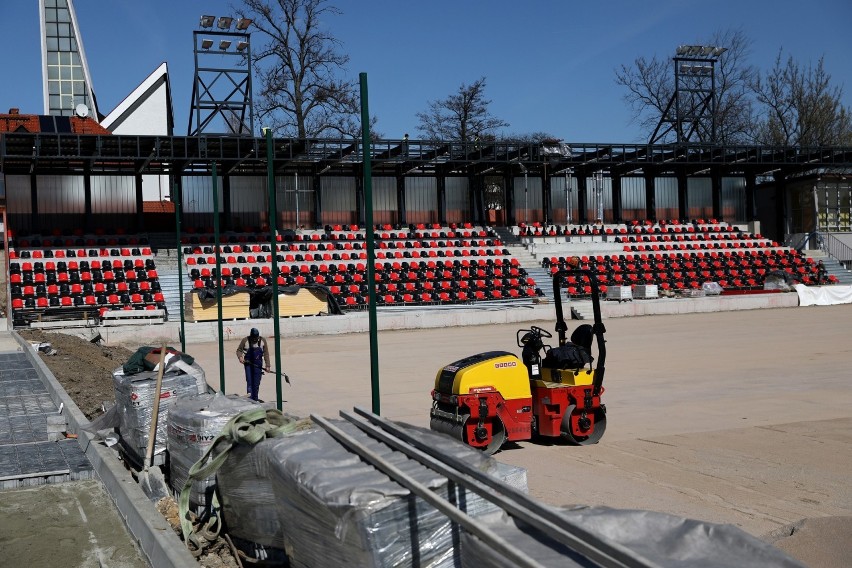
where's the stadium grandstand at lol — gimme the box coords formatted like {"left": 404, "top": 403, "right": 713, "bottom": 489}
{"left": 0, "top": 0, "right": 851, "bottom": 330}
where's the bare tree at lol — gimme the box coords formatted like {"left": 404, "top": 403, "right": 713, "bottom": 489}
{"left": 416, "top": 77, "right": 508, "bottom": 142}
{"left": 236, "top": 0, "right": 364, "bottom": 138}
{"left": 752, "top": 51, "right": 852, "bottom": 146}
{"left": 615, "top": 29, "right": 757, "bottom": 144}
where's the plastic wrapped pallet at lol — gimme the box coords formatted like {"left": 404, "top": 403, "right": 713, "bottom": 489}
{"left": 167, "top": 393, "right": 260, "bottom": 506}
{"left": 216, "top": 420, "right": 527, "bottom": 568}
{"left": 113, "top": 360, "right": 207, "bottom": 465}
{"left": 460, "top": 505, "right": 804, "bottom": 568}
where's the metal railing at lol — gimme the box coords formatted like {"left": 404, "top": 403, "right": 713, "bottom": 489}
{"left": 794, "top": 231, "right": 852, "bottom": 269}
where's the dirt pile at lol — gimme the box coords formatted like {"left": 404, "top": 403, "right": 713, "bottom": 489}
{"left": 19, "top": 329, "right": 136, "bottom": 419}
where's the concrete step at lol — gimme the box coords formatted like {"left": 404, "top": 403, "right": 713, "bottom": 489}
{"left": 568, "top": 299, "right": 595, "bottom": 320}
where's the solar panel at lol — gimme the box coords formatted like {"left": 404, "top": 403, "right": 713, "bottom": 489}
{"left": 39, "top": 115, "right": 56, "bottom": 133}
{"left": 55, "top": 116, "right": 72, "bottom": 133}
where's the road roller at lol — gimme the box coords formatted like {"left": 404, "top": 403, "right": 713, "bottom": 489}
{"left": 430, "top": 268, "right": 607, "bottom": 454}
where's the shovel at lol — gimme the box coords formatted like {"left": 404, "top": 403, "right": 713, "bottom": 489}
{"left": 139, "top": 344, "right": 169, "bottom": 501}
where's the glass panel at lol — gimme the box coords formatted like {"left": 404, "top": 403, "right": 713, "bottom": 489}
{"left": 49, "top": 95, "right": 61, "bottom": 108}
{"left": 47, "top": 51, "right": 59, "bottom": 65}
{"left": 60, "top": 37, "right": 71, "bottom": 51}
{"left": 47, "top": 65, "right": 60, "bottom": 80}
{"left": 60, "top": 51, "right": 71, "bottom": 65}
{"left": 56, "top": 8, "right": 71, "bottom": 23}
{"left": 70, "top": 38, "right": 77, "bottom": 51}
{"left": 59, "top": 23, "right": 72, "bottom": 37}
{"left": 48, "top": 81, "right": 60, "bottom": 95}
{"left": 47, "top": 37, "right": 58, "bottom": 50}
{"left": 71, "top": 52, "right": 81, "bottom": 65}
{"left": 45, "top": 0, "right": 58, "bottom": 8}
{"left": 60, "top": 66, "right": 72, "bottom": 80}
{"left": 46, "top": 23, "right": 58, "bottom": 36}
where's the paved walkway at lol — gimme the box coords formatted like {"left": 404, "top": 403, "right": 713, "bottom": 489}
{"left": 0, "top": 333, "right": 148, "bottom": 567}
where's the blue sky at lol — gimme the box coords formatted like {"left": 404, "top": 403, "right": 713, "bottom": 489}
{"left": 1, "top": 0, "right": 850, "bottom": 143}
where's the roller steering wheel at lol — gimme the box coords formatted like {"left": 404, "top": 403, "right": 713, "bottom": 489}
{"left": 530, "top": 325, "right": 552, "bottom": 339}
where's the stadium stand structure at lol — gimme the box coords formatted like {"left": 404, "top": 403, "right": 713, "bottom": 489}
{"left": 7, "top": 230, "right": 167, "bottom": 326}
{"left": 181, "top": 223, "right": 543, "bottom": 311}
{"left": 514, "top": 220, "right": 835, "bottom": 298}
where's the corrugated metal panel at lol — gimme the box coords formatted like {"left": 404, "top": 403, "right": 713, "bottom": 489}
{"left": 687, "top": 178, "right": 712, "bottom": 219}
{"left": 514, "top": 176, "right": 544, "bottom": 224}
{"left": 549, "top": 175, "right": 580, "bottom": 225}
{"left": 276, "top": 175, "right": 315, "bottom": 228}
{"left": 405, "top": 177, "right": 437, "bottom": 224}
{"left": 372, "top": 177, "right": 398, "bottom": 225}
{"left": 182, "top": 175, "right": 222, "bottom": 213}
{"left": 230, "top": 176, "right": 266, "bottom": 212}
{"left": 655, "top": 177, "right": 678, "bottom": 221}
{"left": 445, "top": 177, "right": 469, "bottom": 224}
{"left": 91, "top": 176, "right": 135, "bottom": 213}
{"left": 37, "top": 175, "right": 85, "bottom": 213}
{"left": 583, "top": 175, "right": 613, "bottom": 223}
{"left": 722, "top": 177, "right": 746, "bottom": 222}
{"left": 5, "top": 175, "right": 32, "bottom": 215}
{"left": 321, "top": 177, "right": 357, "bottom": 225}
{"left": 621, "top": 177, "right": 645, "bottom": 221}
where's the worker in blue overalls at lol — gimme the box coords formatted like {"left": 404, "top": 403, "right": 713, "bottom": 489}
{"left": 236, "top": 328, "right": 271, "bottom": 401}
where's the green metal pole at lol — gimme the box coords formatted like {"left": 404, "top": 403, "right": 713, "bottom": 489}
{"left": 360, "top": 73, "right": 380, "bottom": 415}
{"left": 212, "top": 162, "right": 225, "bottom": 392}
{"left": 174, "top": 181, "right": 186, "bottom": 353}
{"left": 265, "top": 128, "right": 284, "bottom": 411}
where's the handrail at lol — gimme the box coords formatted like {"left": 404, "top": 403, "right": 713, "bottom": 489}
{"left": 822, "top": 232, "right": 852, "bottom": 268}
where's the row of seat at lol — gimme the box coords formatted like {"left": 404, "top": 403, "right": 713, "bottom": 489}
{"left": 12, "top": 258, "right": 157, "bottom": 272}
{"left": 9, "top": 247, "right": 154, "bottom": 260}
{"left": 12, "top": 295, "right": 165, "bottom": 310}
{"left": 12, "top": 280, "right": 161, "bottom": 298}
{"left": 10, "top": 269, "right": 160, "bottom": 285}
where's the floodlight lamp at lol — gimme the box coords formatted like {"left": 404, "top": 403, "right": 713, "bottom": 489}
{"left": 713, "top": 47, "right": 727, "bottom": 57}
{"left": 701, "top": 46, "right": 714, "bottom": 56}
{"left": 219, "top": 40, "right": 232, "bottom": 50}
{"left": 200, "top": 15, "right": 215, "bottom": 28}
{"left": 236, "top": 18, "right": 252, "bottom": 30}
{"left": 676, "top": 45, "right": 687, "bottom": 56}
{"left": 217, "top": 16, "right": 233, "bottom": 30}
{"left": 201, "top": 38, "right": 213, "bottom": 49}
{"left": 236, "top": 41, "right": 249, "bottom": 51}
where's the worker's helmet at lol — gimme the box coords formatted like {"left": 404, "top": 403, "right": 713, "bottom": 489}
{"left": 250, "top": 328, "right": 259, "bottom": 337}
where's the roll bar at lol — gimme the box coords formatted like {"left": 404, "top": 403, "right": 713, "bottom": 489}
{"left": 551, "top": 269, "right": 606, "bottom": 396}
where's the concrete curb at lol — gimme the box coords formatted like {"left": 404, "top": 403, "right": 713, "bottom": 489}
{"left": 12, "top": 332, "right": 197, "bottom": 568}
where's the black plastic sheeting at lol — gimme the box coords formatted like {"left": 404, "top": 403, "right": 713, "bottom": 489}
{"left": 193, "top": 284, "right": 343, "bottom": 316}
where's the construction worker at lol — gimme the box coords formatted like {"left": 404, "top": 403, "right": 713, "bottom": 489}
{"left": 236, "top": 328, "right": 270, "bottom": 401}
{"left": 816, "top": 260, "right": 827, "bottom": 285}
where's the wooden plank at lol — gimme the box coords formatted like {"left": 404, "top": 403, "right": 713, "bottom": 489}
{"left": 277, "top": 288, "right": 328, "bottom": 317}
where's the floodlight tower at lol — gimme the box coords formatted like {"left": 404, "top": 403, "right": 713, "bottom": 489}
{"left": 650, "top": 45, "right": 727, "bottom": 144}
{"left": 188, "top": 15, "right": 255, "bottom": 135}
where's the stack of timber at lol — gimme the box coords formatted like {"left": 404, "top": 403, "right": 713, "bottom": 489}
{"left": 184, "top": 291, "right": 250, "bottom": 322}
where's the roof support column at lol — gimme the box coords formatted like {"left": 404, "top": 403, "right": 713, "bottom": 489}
{"left": 84, "top": 171, "right": 92, "bottom": 233}
{"left": 30, "top": 174, "right": 39, "bottom": 234}
{"left": 774, "top": 172, "right": 788, "bottom": 242}
{"left": 396, "top": 174, "right": 406, "bottom": 226}
{"left": 542, "top": 167, "right": 552, "bottom": 224}
{"left": 644, "top": 169, "right": 656, "bottom": 223}
{"left": 576, "top": 172, "right": 588, "bottom": 225}
{"left": 745, "top": 171, "right": 757, "bottom": 222}
{"left": 436, "top": 172, "right": 446, "bottom": 225}
{"left": 504, "top": 172, "right": 515, "bottom": 227}
{"left": 135, "top": 173, "right": 144, "bottom": 232}
{"left": 611, "top": 174, "right": 623, "bottom": 224}
{"left": 677, "top": 170, "right": 688, "bottom": 222}
{"left": 313, "top": 175, "right": 322, "bottom": 227}
{"left": 711, "top": 168, "right": 722, "bottom": 221}
{"left": 222, "top": 175, "right": 232, "bottom": 232}
{"left": 355, "top": 175, "right": 364, "bottom": 227}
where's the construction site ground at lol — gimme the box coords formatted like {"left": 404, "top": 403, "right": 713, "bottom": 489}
{"left": 7, "top": 303, "right": 852, "bottom": 567}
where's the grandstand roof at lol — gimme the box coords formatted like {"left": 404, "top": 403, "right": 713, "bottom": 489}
{"left": 0, "top": 110, "right": 111, "bottom": 135}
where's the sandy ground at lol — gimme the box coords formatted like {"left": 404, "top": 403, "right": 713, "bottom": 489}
{"left": 188, "top": 304, "right": 852, "bottom": 566}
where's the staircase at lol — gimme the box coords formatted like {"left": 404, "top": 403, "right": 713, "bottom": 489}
{"left": 801, "top": 251, "right": 852, "bottom": 285}
{"left": 492, "top": 226, "right": 522, "bottom": 247}
{"left": 151, "top": 248, "right": 185, "bottom": 320}
{"left": 506, "top": 243, "right": 552, "bottom": 301}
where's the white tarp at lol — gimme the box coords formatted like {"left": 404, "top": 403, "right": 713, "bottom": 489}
{"left": 796, "top": 284, "right": 852, "bottom": 306}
